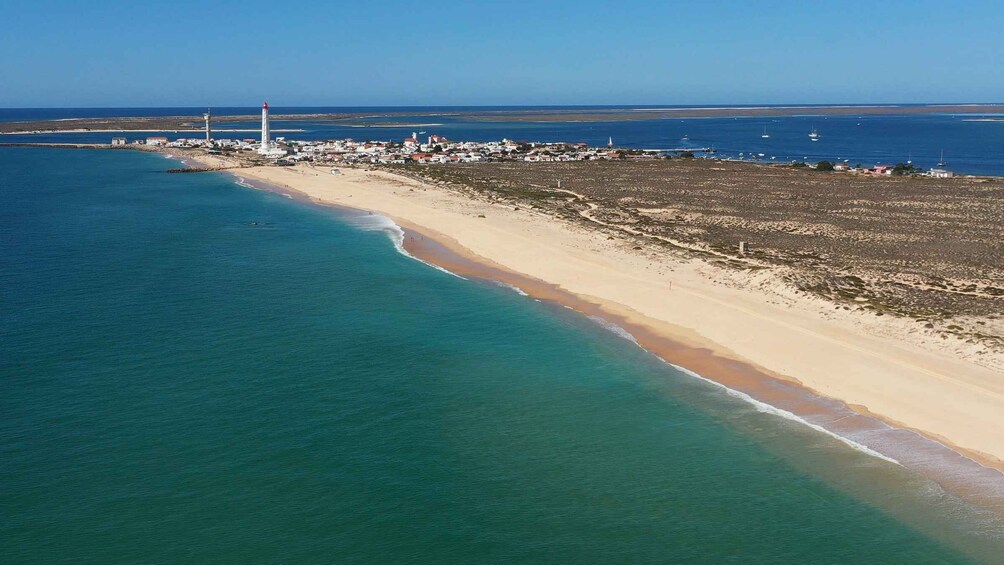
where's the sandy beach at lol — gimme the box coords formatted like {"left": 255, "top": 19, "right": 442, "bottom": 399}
{"left": 177, "top": 151, "right": 1004, "bottom": 496}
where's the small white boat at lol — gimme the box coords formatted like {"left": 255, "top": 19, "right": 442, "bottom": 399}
{"left": 809, "top": 127, "right": 820, "bottom": 140}
{"left": 761, "top": 126, "right": 770, "bottom": 139}
{"left": 937, "top": 149, "right": 947, "bottom": 167}
{"left": 681, "top": 134, "right": 689, "bottom": 141}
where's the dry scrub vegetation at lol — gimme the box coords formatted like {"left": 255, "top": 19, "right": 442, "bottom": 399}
{"left": 392, "top": 159, "right": 1004, "bottom": 349}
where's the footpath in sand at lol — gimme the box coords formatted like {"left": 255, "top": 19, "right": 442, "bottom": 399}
{"left": 181, "top": 152, "right": 1004, "bottom": 479}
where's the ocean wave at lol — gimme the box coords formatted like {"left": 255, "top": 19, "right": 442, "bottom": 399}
{"left": 227, "top": 174, "right": 465, "bottom": 279}
{"left": 494, "top": 281, "right": 530, "bottom": 297}
{"left": 582, "top": 314, "right": 900, "bottom": 466}
{"left": 588, "top": 316, "right": 640, "bottom": 345}
{"left": 350, "top": 214, "right": 466, "bottom": 279}
{"left": 669, "top": 363, "right": 902, "bottom": 466}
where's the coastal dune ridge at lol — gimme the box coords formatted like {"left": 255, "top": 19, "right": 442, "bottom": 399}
{"left": 171, "top": 149, "right": 1004, "bottom": 518}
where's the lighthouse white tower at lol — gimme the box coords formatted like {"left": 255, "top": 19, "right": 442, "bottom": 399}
{"left": 203, "top": 108, "right": 212, "bottom": 144}
{"left": 259, "top": 101, "right": 270, "bottom": 153}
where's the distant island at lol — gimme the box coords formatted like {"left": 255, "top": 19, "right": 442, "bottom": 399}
{"left": 3, "top": 103, "right": 1004, "bottom": 135}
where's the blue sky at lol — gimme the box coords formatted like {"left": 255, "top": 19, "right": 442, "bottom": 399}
{"left": 2, "top": 0, "right": 1001, "bottom": 107}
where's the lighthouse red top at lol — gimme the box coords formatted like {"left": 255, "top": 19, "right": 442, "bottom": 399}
{"left": 263, "top": 101, "right": 268, "bottom": 110}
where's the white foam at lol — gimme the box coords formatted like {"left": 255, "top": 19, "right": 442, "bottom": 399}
{"left": 350, "top": 213, "right": 466, "bottom": 279}
{"left": 581, "top": 314, "right": 901, "bottom": 466}
{"left": 588, "top": 316, "right": 641, "bottom": 345}
{"left": 495, "top": 281, "right": 529, "bottom": 297}
{"left": 228, "top": 175, "right": 464, "bottom": 280}
{"left": 669, "top": 363, "right": 902, "bottom": 466}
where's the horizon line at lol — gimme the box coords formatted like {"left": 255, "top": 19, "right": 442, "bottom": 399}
{"left": 2, "top": 101, "right": 1003, "bottom": 110}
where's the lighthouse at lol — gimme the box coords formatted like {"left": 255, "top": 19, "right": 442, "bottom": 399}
{"left": 259, "top": 101, "right": 270, "bottom": 153}
{"left": 203, "top": 108, "right": 212, "bottom": 144}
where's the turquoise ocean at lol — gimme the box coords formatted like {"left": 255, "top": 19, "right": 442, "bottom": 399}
{"left": 2, "top": 147, "right": 1002, "bottom": 563}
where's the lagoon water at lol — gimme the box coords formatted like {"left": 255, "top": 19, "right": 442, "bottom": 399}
{"left": 1, "top": 147, "right": 1001, "bottom": 562}
{"left": 4, "top": 105, "right": 1004, "bottom": 176}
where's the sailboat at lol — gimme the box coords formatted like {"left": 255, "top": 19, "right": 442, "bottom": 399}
{"left": 809, "top": 126, "right": 820, "bottom": 141}
{"left": 681, "top": 134, "right": 689, "bottom": 141}
{"left": 761, "top": 126, "right": 770, "bottom": 139}
{"left": 937, "top": 149, "right": 947, "bottom": 167}
{"left": 607, "top": 136, "right": 614, "bottom": 148}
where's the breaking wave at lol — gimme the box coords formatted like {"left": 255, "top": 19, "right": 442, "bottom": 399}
{"left": 670, "top": 363, "right": 901, "bottom": 465}
{"left": 495, "top": 281, "right": 530, "bottom": 297}
{"left": 350, "top": 213, "right": 466, "bottom": 279}
{"left": 585, "top": 315, "right": 901, "bottom": 466}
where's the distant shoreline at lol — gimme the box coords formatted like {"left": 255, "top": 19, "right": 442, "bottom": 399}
{"left": 2, "top": 103, "right": 1003, "bottom": 133}
{"left": 0, "top": 128, "right": 304, "bottom": 135}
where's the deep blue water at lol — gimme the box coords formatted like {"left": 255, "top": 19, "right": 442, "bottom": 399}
{"left": 1, "top": 147, "right": 1002, "bottom": 562}
{"left": 3, "top": 105, "right": 1004, "bottom": 175}
{"left": 0, "top": 104, "right": 949, "bottom": 122}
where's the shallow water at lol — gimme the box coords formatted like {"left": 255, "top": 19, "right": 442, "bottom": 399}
{"left": 1, "top": 147, "right": 1000, "bottom": 562}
